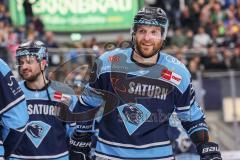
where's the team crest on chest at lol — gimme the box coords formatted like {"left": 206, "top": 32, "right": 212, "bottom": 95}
{"left": 118, "top": 103, "right": 151, "bottom": 135}
{"left": 26, "top": 121, "right": 51, "bottom": 148}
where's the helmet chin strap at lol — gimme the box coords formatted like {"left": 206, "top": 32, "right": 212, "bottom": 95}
{"left": 38, "top": 62, "right": 52, "bottom": 102}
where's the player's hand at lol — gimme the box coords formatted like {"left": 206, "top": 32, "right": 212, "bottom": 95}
{"left": 197, "top": 142, "right": 222, "bottom": 160}
{"left": 69, "top": 131, "right": 93, "bottom": 160}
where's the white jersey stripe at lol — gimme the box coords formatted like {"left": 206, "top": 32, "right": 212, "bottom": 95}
{"left": 10, "top": 151, "right": 68, "bottom": 159}
{"left": 95, "top": 153, "right": 174, "bottom": 160}
{"left": 177, "top": 105, "right": 190, "bottom": 111}
{"left": 0, "top": 95, "right": 25, "bottom": 114}
{"left": 98, "top": 137, "right": 170, "bottom": 149}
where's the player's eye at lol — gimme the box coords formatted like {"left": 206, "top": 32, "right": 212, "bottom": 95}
{"left": 151, "top": 30, "right": 161, "bottom": 36}
{"left": 17, "top": 56, "right": 36, "bottom": 65}
{"left": 137, "top": 29, "right": 146, "bottom": 34}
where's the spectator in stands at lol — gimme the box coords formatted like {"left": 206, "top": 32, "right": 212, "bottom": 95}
{"left": 222, "top": 27, "right": 238, "bottom": 49}
{"left": 230, "top": 47, "right": 240, "bottom": 70}
{"left": 44, "top": 31, "right": 58, "bottom": 48}
{"left": 185, "top": 29, "right": 194, "bottom": 48}
{"left": 189, "top": 2, "right": 201, "bottom": 32}
{"left": 171, "top": 28, "right": 189, "bottom": 49}
{"left": 236, "top": 7, "right": 240, "bottom": 22}
{"left": 210, "top": 1, "right": 224, "bottom": 24}
{"left": 0, "top": 2, "right": 11, "bottom": 26}
{"left": 26, "top": 23, "right": 37, "bottom": 41}
{"left": 23, "top": 0, "right": 38, "bottom": 25}
{"left": 193, "top": 26, "right": 212, "bottom": 50}
{"left": 180, "top": 6, "right": 196, "bottom": 30}
{"left": 0, "top": 32, "right": 8, "bottom": 61}
{"left": 188, "top": 56, "right": 201, "bottom": 80}
{"left": 199, "top": 1, "right": 212, "bottom": 27}
{"left": 210, "top": 26, "right": 225, "bottom": 47}
{"left": 16, "top": 26, "right": 27, "bottom": 42}
{"left": 223, "top": 0, "right": 238, "bottom": 9}
{"left": 222, "top": 48, "right": 232, "bottom": 69}
{"left": 33, "top": 16, "right": 45, "bottom": 38}
{"left": 224, "top": 5, "right": 239, "bottom": 28}
{"left": 201, "top": 45, "right": 227, "bottom": 70}
{"left": 0, "top": 21, "right": 7, "bottom": 40}
{"left": 6, "top": 26, "right": 19, "bottom": 63}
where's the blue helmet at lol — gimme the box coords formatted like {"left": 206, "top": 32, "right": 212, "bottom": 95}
{"left": 132, "top": 7, "right": 169, "bottom": 40}
{"left": 16, "top": 40, "right": 48, "bottom": 62}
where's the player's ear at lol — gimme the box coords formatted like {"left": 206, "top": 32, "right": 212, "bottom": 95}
{"left": 40, "top": 60, "right": 47, "bottom": 71}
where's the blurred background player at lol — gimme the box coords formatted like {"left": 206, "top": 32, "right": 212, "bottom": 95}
{"left": 0, "top": 58, "right": 29, "bottom": 159}
{"left": 168, "top": 112, "right": 200, "bottom": 160}
{"left": 10, "top": 40, "right": 79, "bottom": 160}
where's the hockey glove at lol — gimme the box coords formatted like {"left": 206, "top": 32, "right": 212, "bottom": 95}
{"left": 197, "top": 142, "right": 222, "bottom": 160}
{"left": 69, "top": 131, "right": 93, "bottom": 160}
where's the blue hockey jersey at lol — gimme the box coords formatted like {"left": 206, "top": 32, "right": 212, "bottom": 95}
{"left": 9, "top": 80, "right": 78, "bottom": 160}
{"left": 0, "top": 59, "right": 28, "bottom": 158}
{"left": 79, "top": 48, "right": 208, "bottom": 160}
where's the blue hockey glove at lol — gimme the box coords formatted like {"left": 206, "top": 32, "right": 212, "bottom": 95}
{"left": 69, "top": 131, "right": 93, "bottom": 160}
{"left": 197, "top": 142, "right": 222, "bottom": 160}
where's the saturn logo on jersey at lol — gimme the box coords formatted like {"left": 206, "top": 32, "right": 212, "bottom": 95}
{"left": 123, "top": 105, "right": 143, "bottom": 125}
{"left": 26, "top": 121, "right": 51, "bottom": 148}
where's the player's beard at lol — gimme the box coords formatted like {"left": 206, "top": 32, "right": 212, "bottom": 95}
{"left": 135, "top": 39, "right": 162, "bottom": 58}
{"left": 20, "top": 69, "right": 42, "bottom": 82}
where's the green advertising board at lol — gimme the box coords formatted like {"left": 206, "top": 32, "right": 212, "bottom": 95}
{"left": 9, "top": 0, "right": 141, "bottom": 32}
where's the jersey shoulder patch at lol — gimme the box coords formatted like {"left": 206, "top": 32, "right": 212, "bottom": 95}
{"left": 97, "top": 48, "right": 131, "bottom": 75}
{"left": 159, "top": 52, "right": 191, "bottom": 92}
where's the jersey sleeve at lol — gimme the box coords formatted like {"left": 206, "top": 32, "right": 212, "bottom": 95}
{"left": 0, "top": 59, "right": 29, "bottom": 158}
{"left": 174, "top": 80, "right": 208, "bottom": 137}
{"left": 0, "top": 65, "right": 25, "bottom": 114}
{"left": 74, "top": 60, "right": 105, "bottom": 132}
{"left": 78, "top": 60, "right": 104, "bottom": 108}
{"left": 49, "top": 81, "right": 81, "bottom": 136}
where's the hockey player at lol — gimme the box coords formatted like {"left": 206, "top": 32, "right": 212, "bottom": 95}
{"left": 0, "top": 59, "right": 28, "bottom": 159}
{"left": 70, "top": 7, "right": 222, "bottom": 160}
{"left": 10, "top": 41, "right": 79, "bottom": 160}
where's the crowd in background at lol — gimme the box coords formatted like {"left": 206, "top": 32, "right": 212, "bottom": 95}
{"left": 1, "top": 0, "right": 240, "bottom": 78}
{"left": 159, "top": 0, "right": 240, "bottom": 76}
